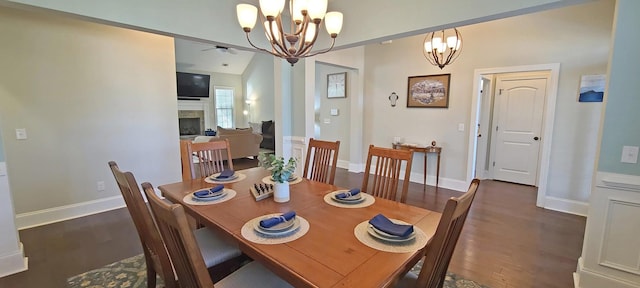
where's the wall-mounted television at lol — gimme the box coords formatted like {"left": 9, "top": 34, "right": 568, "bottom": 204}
{"left": 177, "top": 72, "right": 210, "bottom": 98}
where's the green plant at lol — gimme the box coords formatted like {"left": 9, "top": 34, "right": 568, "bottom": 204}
{"left": 258, "top": 152, "right": 297, "bottom": 183}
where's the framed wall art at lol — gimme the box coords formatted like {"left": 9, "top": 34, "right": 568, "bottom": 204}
{"left": 327, "top": 72, "right": 347, "bottom": 98}
{"left": 407, "top": 74, "right": 450, "bottom": 108}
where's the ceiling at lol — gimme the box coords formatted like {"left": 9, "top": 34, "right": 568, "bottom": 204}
{"left": 174, "top": 38, "right": 255, "bottom": 75}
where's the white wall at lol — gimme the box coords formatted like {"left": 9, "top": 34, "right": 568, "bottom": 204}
{"left": 363, "top": 0, "right": 613, "bottom": 203}
{"left": 242, "top": 53, "right": 275, "bottom": 125}
{"left": 0, "top": 7, "right": 181, "bottom": 221}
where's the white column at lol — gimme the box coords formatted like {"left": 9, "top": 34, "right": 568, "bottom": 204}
{"left": 0, "top": 161, "right": 28, "bottom": 277}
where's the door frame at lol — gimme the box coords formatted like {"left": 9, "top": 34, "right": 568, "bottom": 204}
{"left": 466, "top": 63, "right": 560, "bottom": 208}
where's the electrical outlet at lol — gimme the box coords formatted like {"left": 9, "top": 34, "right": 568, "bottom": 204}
{"left": 97, "top": 181, "right": 106, "bottom": 192}
{"left": 458, "top": 123, "right": 465, "bottom": 132}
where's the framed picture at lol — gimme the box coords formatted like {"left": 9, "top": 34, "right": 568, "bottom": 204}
{"left": 578, "top": 74, "right": 605, "bottom": 102}
{"left": 327, "top": 72, "right": 347, "bottom": 98}
{"left": 407, "top": 74, "right": 451, "bottom": 108}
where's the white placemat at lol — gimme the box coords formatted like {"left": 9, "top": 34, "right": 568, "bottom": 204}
{"left": 261, "top": 175, "right": 303, "bottom": 185}
{"left": 241, "top": 214, "right": 310, "bottom": 245}
{"left": 323, "top": 191, "right": 375, "bottom": 208}
{"left": 182, "top": 189, "right": 237, "bottom": 206}
{"left": 204, "top": 172, "right": 247, "bottom": 184}
{"left": 353, "top": 220, "right": 428, "bottom": 253}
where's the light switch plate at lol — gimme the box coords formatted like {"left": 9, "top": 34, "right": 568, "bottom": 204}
{"left": 15, "top": 128, "right": 27, "bottom": 140}
{"left": 330, "top": 108, "right": 339, "bottom": 116}
{"left": 323, "top": 118, "right": 331, "bottom": 124}
{"left": 621, "top": 146, "right": 639, "bottom": 164}
{"left": 458, "top": 123, "right": 465, "bottom": 132}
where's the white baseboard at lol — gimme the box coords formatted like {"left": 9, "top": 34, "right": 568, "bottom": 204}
{"left": 348, "top": 162, "right": 364, "bottom": 173}
{"left": 0, "top": 242, "right": 28, "bottom": 278}
{"left": 16, "top": 195, "right": 125, "bottom": 230}
{"left": 408, "top": 171, "right": 468, "bottom": 192}
{"left": 576, "top": 257, "right": 639, "bottom": 288}
{"left": 544, "top": 196, "right": 589, "bottom": 217}
{"left": 337, "top": 159, "right": 350, "bottom": 170}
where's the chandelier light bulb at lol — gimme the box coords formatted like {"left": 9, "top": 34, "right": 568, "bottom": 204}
{"left": 304, "top": 24, "right": 316, "bottom": 43}
{"left": 307, "top": 0, "right": 328, "bottom": 20}
{"left": 264, "top": 21, "right": 281, "bottom": 42}
{"left": 236, "top": 4, "right": 258, "bottom": 30}
{"left": 424, "top": 41, "right": 432, "bottom": 53}
{"left": 446, "top": 36, "right": 458, "bottom": 49}
{"left": 292, "top": 0, "right": 308, "bottom": 23}
{"left": 259, "top": 0, "right": 285, "bottom": 18}
{"left": 324, "top": 11, "right": 343, "bottom": 36}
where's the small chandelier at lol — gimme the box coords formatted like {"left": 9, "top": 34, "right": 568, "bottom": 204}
{"left": 236, "top": 0, "right": 344, "bottom": 66}
{"left": 423, "top": 28, "right": 463, "bottom": 69}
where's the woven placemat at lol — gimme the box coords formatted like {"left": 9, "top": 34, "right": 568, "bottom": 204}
{"left": 241, "top": 214, "right": 310, "bottom": 245}
{"left": 204, "top": 172, "right": 247, "bottom": 184}
{"left": 353, "top": 220, "right": 428, "bottom": 253}
{"left": 261, "top": 175, "right": 303, "bottom": 185}
{"left": 323, "top": 191, "right": 375, "bottom": 209}
{"left": 182, "top": 189, "right": 237, "bottom": 206}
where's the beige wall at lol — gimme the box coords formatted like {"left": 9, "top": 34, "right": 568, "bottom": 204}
{"left": 315, "top": 64, "right": 352, "bottom": 162}
{"left": 0, "top": 7, "right": 181, "bottom": 214}
{"left": 363, "top": 0, "right": 614, "bottom": 202}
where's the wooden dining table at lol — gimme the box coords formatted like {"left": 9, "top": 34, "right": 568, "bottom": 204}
{"left": 159, "top": 167, "right": 442, "bottom": 288}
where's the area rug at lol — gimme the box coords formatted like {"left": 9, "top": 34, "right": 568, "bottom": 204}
{"left": 68, "top": 254, "right": 490, "bottom": 288}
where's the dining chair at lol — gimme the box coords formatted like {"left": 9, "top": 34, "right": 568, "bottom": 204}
{"left": 397, "top": 179, "right": 481, "bottom": 288}
{"left": 302, "top": 138, "right": 341, "bottom": 185}
{"left": 109, "top": 161, "right": 176, "bottom": 288}
{"left": 362, "top": 144, "right": 414, "bottom": 203}
{"left": 181, "top": 139, "right": 234, "bottom": 181}
{"left": 143, "top": 182, "right": 294, "bottom": 288}
{"left": 109, "top": 162, "right": 242, "bottom": 288}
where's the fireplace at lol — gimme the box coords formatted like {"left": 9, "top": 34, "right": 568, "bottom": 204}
{"left": 179, "top": 118, "right": 200, "bottom": 135}
{"left": 178, "top": 110, "right": 205, "bottom": 136}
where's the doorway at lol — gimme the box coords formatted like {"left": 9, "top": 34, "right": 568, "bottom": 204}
{"left": 466, "top": 64, "right": 560, "bottom": 207}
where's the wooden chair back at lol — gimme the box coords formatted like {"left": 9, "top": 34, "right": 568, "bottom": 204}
{"left": 302, "top": 138, "right": 341, "bottom": 185}
{"left": 181, "top": 139, "right": 234, "bottom": 181}
{"left": 362, "top": 145, "right": 414, "bottom": 203}
{"left": 108, "top": 161, "right": 177, "bottom": 288}
{"left": 415, "top": 179, "right": 480, "bottom": 288}
{"left": 142, "top": 182, "right": 215, "bottom": 288}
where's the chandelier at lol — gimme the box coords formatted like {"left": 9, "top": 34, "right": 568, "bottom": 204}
{"left": 236, "top": 0, "right": 343, "bottom": 66}
{"left": 423, "top": 28, "right": 463, "bottom": 69}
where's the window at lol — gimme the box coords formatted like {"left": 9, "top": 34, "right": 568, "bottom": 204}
{"left": 214, "top": 88, "right": 234, "bottom": 128}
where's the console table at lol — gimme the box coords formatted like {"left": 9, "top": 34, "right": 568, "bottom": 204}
{"left": 392, "top": 143, "right": 442, "bottom": 189}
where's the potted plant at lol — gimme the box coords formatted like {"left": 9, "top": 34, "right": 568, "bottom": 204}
{"left": 258, "top": 152, "right": 297, "bottom": 202}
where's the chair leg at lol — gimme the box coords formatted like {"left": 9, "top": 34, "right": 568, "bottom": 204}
{"left": 146, "top": 261, "right": 157, "bottom": 288}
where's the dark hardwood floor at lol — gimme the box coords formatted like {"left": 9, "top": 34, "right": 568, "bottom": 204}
{"left": 0, "top": 168, "right": 585, "bottom": 288}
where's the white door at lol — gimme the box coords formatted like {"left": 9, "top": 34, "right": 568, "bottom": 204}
{"left": 492, "top": 74, "right": 547, "bottom": 185}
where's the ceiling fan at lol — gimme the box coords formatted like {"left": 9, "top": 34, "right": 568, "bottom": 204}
{"left": 202, "top": 45, "right": 237, "bottom": 55}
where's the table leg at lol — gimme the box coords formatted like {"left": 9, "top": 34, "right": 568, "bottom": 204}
{"left": 423, "top": 153, "right": 427, "bottom": 191}
{"left": 436, "top": 153, "right": 441, "bottom": 188}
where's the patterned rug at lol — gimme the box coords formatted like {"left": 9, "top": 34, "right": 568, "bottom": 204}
{"left": 68, "top": 254, "right": 490, "bottom": 288}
